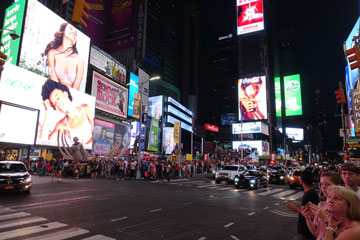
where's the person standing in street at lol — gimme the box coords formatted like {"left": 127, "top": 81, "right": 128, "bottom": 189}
{"left": 57, "top": 159, "right": 64, "bottom": 182}
{"left": 287, "top": 170, "right": 320, "bottom": 240}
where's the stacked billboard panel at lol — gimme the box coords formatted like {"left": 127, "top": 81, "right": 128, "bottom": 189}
{"left": 284, "top": 74, "right": 303, "bottom": 116}
{"left": 236, "top": 0, "right": 264, "bottom": 36}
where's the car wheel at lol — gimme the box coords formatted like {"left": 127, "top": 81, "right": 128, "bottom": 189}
{"left": 215, "top": 179, "right": 221, "bottom": 184}
{"left": 24, "top": 190, "right": 31, "bottom": 194}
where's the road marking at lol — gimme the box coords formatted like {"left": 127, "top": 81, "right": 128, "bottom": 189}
{"left": 230, "top": 235, "right": 240, "bottom": 240}
{"left": 34, "top": 189, "right": 102, "bottom": 197}
{"left": 284, "top": 191, "right": 304, "bottom": 200}
{"left": 96, "top": 198, "right": 109, "bottom": 201}
{"left": 271, "top": 210, "right": 298, "bottom": 218}
{"left": 0, "top": 208, "right": 14, "bottom": 214}
{"left": 232, "top": 188, "right": 248, "bottom": 192}
{"left": 197, "top": 237, "right": 207, "bottom": 240}
{"left": 81, "top": 235, "right": 116, "bottom": 240}
{"left": 258, "top": 188, "right": 283, "bottom": 195}
{"left": 9, "top": 196, "right": 91, "bottom": 209}
{"left": 263, "top": 207, "right": 269, "bottom": 209}
{"left": 218, "top": 186, "right": 236, "bottom": 191}
{"left": 0, "top": 222, "right": 67, "bottom": 240}
{"left": 111, "top": 217, "right": 128, "bottom": 222}
{"left": 25, "top": 228, "right": 89, "bottom": 240}
{"left": 224, "top": 222, "right": 234, "bottom": 228}
{"left": 248, "top": 212, "right": 256, "bottom": 216}
{"left": 274, "top": 203, "right": 280, "bottom": 206}
{"left": 0, "top": 212, "right": 31, "bottom": 221}
{"left": 169, "top": 180, "right": 204, "bottom": 185}
{"left": 0, "top": 217, "right": 47, "bottom": 230}
{"left": 197, "top": 184, "right": 216, "bottom": 188}
{"left": 272, "top": 190, "right": 296, "bottom": 198}
{"left": 167, "top": 179, "right": 190, "bottom": 182}
{"left": 183, "top": 202, "right": 192, "bottom": 205}
{"left": 117, "top": 218, "right": 162, "bottom": 231}
{"left": 150, "top": 208, "right": 162, "bottom": 213}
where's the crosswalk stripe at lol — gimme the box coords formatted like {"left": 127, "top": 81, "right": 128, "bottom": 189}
{"left": 24, "top": 227, "right": 89, "bottom": 240}
{"left": 0, "top": 222, "right": 67, "bottom": 240}
{"left": 0, "top": 212, "right": 31, "bottom": 221}
{"left": 0, "top": 207, "right": 15, "bottom": 214}
{"left": 258, "top": 188, "right": 283, "bottom": 196}
{"left": 197, "top": 184, "right": 216, "bottom": 188}
{"left": 166, "top": 179, "right": 190, "bottom": 182}
{"left": 217, "top": 187, "right": 235, "bottom": 191}
{"left": 81, "top": 234, "right": 116, "bottom": 240}
{"left": 0, "top": 217, "right": 47, "bottom": 230}
{"left": 284, "top": 191, "right": 304, "bottom": 200}
{"left": 271, "top": 190, "right": 296, "bottom": 198}
{"left": 169, "top": 180, "right": 204, "bottom": 185}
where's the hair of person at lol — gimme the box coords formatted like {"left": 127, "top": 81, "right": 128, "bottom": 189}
{"left": 41, "top": 79, "right": 73, "bottom": 102}
{"left": 44, "top": 22, "right": 78, "bottom": 55}
{"left": 328, "top": 185, "right": 360, "bottom": 221}
{"left": 340, "top": 163, "right": 360, "bottom": 175}
{"left": 300, "top": 170, "right": 314, "bottom": 186}
{"left": 321, "top": 172, "right": 343, "bottom": 185}
{"left": 101, "top": 127, "right": 107, "bottom": 132}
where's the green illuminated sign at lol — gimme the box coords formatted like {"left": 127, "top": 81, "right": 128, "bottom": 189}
{"left": 0, "top": 0, "right": 26, "bottom": 65}
{"left": 284, "top": 74, "right": 303, "bottom": 116}
{"left": 148, "top": 117, "right": 159, "bottom": 152}
{"left": 275, "top": 77, "right": 282, "bottom": 117}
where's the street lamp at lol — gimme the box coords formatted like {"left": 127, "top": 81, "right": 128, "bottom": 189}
{"left": 0, "top": 28, "right": 20, "bottom": 42}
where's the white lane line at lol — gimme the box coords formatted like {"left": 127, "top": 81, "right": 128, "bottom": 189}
{"left": 81, "top": 235, "right": 116, "bottom": 240}
{"left": 0, "top": 222, "right": 67, "bottom": 240}
{"left": 183, "top": 202, "right": 192, "bottom": 206}
{"left": 0, "top": 217, "right": 47, "bottom": 230}
{"left": 110, "top": 216, "right": 128, "bottom": 222}
{"left": 169, "top": 180, "right": 204, "bottom": 185}
{"left": 258, "top": 188, "right": 283, "bottom": 195}
{"left": 224, "top": 222, "right": 234, "bottom": 228}
{"left": 197, "top": 184, "right": 216, "bottom": 188}
{"left": 34, "top": 189, "right": 102, "bottom": 197}
{"left": 167, "top": 179, "right": 190, "bottom": 182}
{"left": 0, "top": 207, "right": 14, "bottom": 214}
{"left": 284, "top": 191, "right": 304, "bottom": 201}
{"left": 272, "top": 190, "right": 296, "bottom": 198}
{"left": 0, "top": 212, "right": 31, "bottom": 221}
{"left": 9, "top": 196, "right": 91, "bottom": 209}
{"left": 263, "top": 207, "right": 269, "bottom": 210}
{"left": 217, "top": 187, "right": 235, "bottom": 191}
{"left": 274, "top": 203, "right": 280, "bottom": 206}
{"left": 24, "top": 228, "right": 89, "bottom": 240}
{"left": 270, "top": 210, "right": 288, "bottom": 217}
{"left": 232, "top": 188, "right": 248, "bottom": 192}
{"left": 96, "top": 198, "right": 109, "bottom": 201}
{"left": 197, "top": 237, "right": 207, "bottom": 240}
{"left": 248, "top": 212, "right": 256, "bottom": 216}
{"left": 230, "top": 235, "right": 240, "bottom": 240}
{"left": 150, "top": 208, "right": 162, "bottom": 213}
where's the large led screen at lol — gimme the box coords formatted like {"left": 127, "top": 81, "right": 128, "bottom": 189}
{"left": 286, "top": 128, "right": 304, "bottom": 141}
{"left": 0, "top": 0, "right": 26, "bottom": 65}
{"left": 148, "top": 96, "right": 163, "bottom": 120}
{"left": 221, "top": 113, "right": 238, "bottom": 125}
{"left": 284, "top": 74, "right": 302, "bottom": 116}
{"left": 91, "top": 71, "right": 128, "bottom": 118}
{"left": 128, "top": 72, "right": 139, "bottom": 118}
{"left": 236, "top": 0, "right": 264, "bottom": 36}
{"left": 0, "top": 63, "right": 96, "bottom": 149}
{"left": 130, "top": 121, "right": 140, "bottom": 149}
{"left": 238, "top": 76, "right": 267, "bottom": 121}
{"left": 19, "top": 0, "right": 90, "bottom": 92}
{"left": 232, "top": 140, "right": 269, "bottom": 156}
{"left": 0, "top": 103, "right": 38, "bottom": 145}
{"left": 163, "top": 127, "right": 175, "bottom": 155}
{"left": 275, "top": 77, "right": 282, "bottom": 117}
{"left": 93, "top": 119, "right": 115, "bottom": 155}
{"left": 147, "top": 117, "right": 159, "bottom": 152}
{"left": 232, "top": 121, "right": 268, "bottom": 135}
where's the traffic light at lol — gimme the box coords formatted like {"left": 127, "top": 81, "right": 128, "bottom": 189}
{"left": 346, "top": 44, "right": 360, "bottom": 69}
{"left": 0, "top": 51, "right": 8, "bottom": 71}
{"left": 72, "top": 0, "right": 90, "bottom": 29}
{"left": 334, "top": 89, "right": 346, "bottom": 104}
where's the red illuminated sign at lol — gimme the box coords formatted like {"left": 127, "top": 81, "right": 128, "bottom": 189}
{"left": 204, "top": 124, "right": 219, "bottom": 133}
{"left": 237, "top": 0, "right": 264, "bottom": 35}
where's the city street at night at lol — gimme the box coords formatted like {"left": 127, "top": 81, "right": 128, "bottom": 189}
{"left": 0, "top": 174, "right": 301, "bottom": 240}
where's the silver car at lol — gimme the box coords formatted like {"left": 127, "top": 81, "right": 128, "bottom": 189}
{"left": 0, "top": 161, "right": 32, "bottom": 193}
{"left": 215, "top": 165, "right": 247, "bottom": 184}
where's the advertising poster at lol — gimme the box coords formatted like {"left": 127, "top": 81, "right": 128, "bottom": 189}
{"left": 138, "top": 68, "right": 149, "bottom": 114}
{"left": 221, "top": 113, "right": 238, "bottom": 125}
{"left": 274, "top": 77, "right": 282, "bottom": 117}
{"left": 130, "top": 121, "right": 140, "bottom": 149}
{"left": 133, "top": 93, "right": 140, "bottom": 119}
{"left": 0, "top": 63, "right": 96, "bottom": 149}
{"left": 90, "top": 45, "right": 126, "bottom": 84}
{"left": 128, "top": 72, "right": 139, "bottom": 117}
{"left": 173, "top": 121, "right": 181, "bottom": 145}
{"left": 284, "top": 74, "right": 303, "bottom": 116}
{"left": 236, "top": 0, "right": 264, "bottom": 36}
{"left": 114, "top": 123, "right": 131, "bottom": 154}
{"left": 0, "top": 103, "right": 38, "bottom": 145}
{"left": 232, "top": 140, "right": 269, "bottom": 156}
{"left": 232, "top": 121, "right": 261, "bottom": 134}
{"left": 148, "top": 117, "right": 159, "bottom": 152}
{"left": 92, "top": 71, "right": 128, "bottom": 118}
{"left": 19, "top": 0, "right": 90, "bottom": 92}
{"left": 163, "top": 127, "right": 175, "bottom": 155}
{"left": 93, "top": 119, "right": 115, "bottom": 155}
{"left": 238, "top": 76, "right": 267, "bottom": 121}
{"left": 148, "top": 95, "right": 163, "bottom": 120}
{"left": 0, "top": 0, "right": 26, "bottom": 65}
{"left": 286, "top": 128, "right": 304, "bottom": 141}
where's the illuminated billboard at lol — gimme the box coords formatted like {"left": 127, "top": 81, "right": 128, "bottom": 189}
{"left": 236, "top": 0, "right": 264, "bottom": 36}
{"left": 275, "top": 77, "right": 282, "bottom": 117}
{"left": 163, "top": 127, "right": 175, "bottom": 155}
{"left": 0, "top": 103, "right": 38, "bottom": 145}
{"left": 128, "top": 72, "right": 139, "bottom": 118}
{"left": 148, "top": 96, "right": 163, "bottom": 120}
{"left": 0, "top": 63, "right": 96, "bottom": 149}
{"left": 232, "top": 121, "right": 269, "bottom": 135}
{"left": 0, "top": 0, "right": 26, "bottom": 65}
{"left": 284, "top": 74, "right": 302, "bottom": 116}
{"left": 286, "top": 128, "right": 304, "bottom": 141}
{"left": 232, "top": 140, "right": 269, "bottom": 156}
{"left": 92, "top": 119, "right": 115, "bottom": 155}
{"left": 148, "top": 117, "right": 159, "bottom": 152}
{"left": 91, "top": 71, "right": 128, "bottom": 118}
{"left": 204, "top": 124, "right": 219, "bottom": 133}
{"left": 221, "top": 113, "right": 238, "bottom": 125}
{"left": 238, "top": 76, "right": 267, "bottom": 121}
{"left": 19, "top": 0, "right": 90, "bottom": 92}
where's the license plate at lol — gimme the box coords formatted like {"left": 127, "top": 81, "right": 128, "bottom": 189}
{"left": 5, "top": 186, "right": 14, "bottom": 190}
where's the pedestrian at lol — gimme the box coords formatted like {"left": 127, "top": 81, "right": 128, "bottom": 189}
{"left": 57, "top": 159, "right": 64, "bottom": 182}
{"left": 130, "top": 160, "right": 136, "bottom": 179}
{"left": 287, "top": 170, "right": 320, "bottom": 240}
{"left": 340, "top": 163, "right": 360, "bottom": 198}
{"left": 51, "top": 158, "right": 57, "bottom": 181}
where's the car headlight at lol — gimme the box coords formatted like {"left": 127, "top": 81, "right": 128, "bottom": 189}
{"left": 290, "top": 176, "right": 294, "bottom": 181}
{"left": 215, "top": 172, "right": 219, "bottom": 177}
{"left": 21, "top": 176, "right": 32, "bottom": 184}
{"left": 234, "top": 177, "right": 239, "bottom": 182}
{"left": 250, "top": 179, "right": 256, "bottom": 184}
{"left": 280, "top": 176, "right": 284, "bottom": 180}
{"left": 212, "top": 170, "right": 216, "bottom": 174}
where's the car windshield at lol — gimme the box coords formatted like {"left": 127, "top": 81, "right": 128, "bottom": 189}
{"left": 222, "top": 166, "right": 239, "bottom": 171}
{"left": 0, "top": 163, "right": 27, "bottom": 173}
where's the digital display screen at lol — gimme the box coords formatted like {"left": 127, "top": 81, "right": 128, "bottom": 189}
{"left": 286, "top": 127, "right": 304, "bottom": 141}
{"left": 0, "top": 63, "right": 96, "bottom": 149}
{"left": 284, "top": 74, "right": 303, "bottom": 116}
{"left": 148, "top": 117, "right": 159, "bottom": 152}
{"left": 163, "top": 127, "right": 175, "bottom": 155}
{"left": 128, "top": 72, "right": 139, "bottom": 117}
{"left": 232, "top": 121, "right": 268, "bottom": 135}
{"left": 236, "top": 0, "right": 264, "bottom": 36}
{"left": 92, "top": 119, "right": 115, "bottom": 155}
{"left": 148, "top": 96, "right": 163, "bottom": 120}
{"left": 0, "top": 103, "right": 38, "bottom": 145}
{"left": 275, "top": 77, "right": 282, "bottom": 117}
{"left": 232, "top": 140, "right": 269, "bottom": 156}
{"left": 19, "top": 0, "right": 90, "bottom": 92}
{"left": 238, "top": 76, "right": 267, "bottom": 120}
{"left": 167, "top": 105, "right": 192, "bottom": 124}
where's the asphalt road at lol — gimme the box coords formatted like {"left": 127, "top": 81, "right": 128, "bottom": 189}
{"left": 0, "top": 174, "right": 303, "bottom": 240}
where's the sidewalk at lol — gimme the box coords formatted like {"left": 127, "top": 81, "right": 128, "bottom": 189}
{"left": 31, "top": 175, "right": 92, "bottom": 185}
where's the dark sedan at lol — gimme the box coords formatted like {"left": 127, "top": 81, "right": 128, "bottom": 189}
{"left": 269, "top": 169, "right": 289, "bottom": 184}
{"left": 0, "top": 161, "right": 32, "bottom": 193}
{"left": 234, "top": 170, "right": 268, "bottom": 190}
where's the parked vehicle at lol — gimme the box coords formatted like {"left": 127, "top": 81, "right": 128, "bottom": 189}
{"left": 0, "top": 161, "right": 32, "bottom": 193}
{"left": 215, "top": 165, "right": 247, "bottom": 184}
{"left": 234, "top": 170, "right": 268, "bottom": 190}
